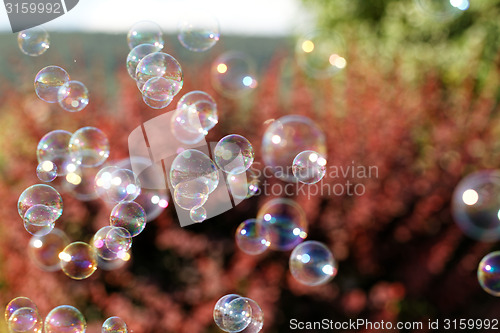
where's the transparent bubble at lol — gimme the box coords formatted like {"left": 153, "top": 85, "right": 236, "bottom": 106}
{"left": 127, "top": 21, "right": 164, "bottom": 50}
{"left": 177, "top": 12, "right": 220, "bottom": 52}
{"left": 213, "top": 295, "right": 250, "bottom": 333}
{"left": 59, "top": 242, "right": 98, "bottom": 280}
{"left": 18, "top": 184, "right": 63, "bottom": 222}
{"left": 257, "top": 198, "right": 308, "bottom": 251}
{"left": 289, "top": 241, "right": 337, "bottom": 286}
{"left": 126, "top": 43, "right": 162, "bottom": 79}
{"left": 214, "top": 135, "right": 254, "bottom": 175}
{"left": 102, "top": 316, "right": 128, "bottom": 333}
{"left": 141, "top": 77, "right": 177, "bottom": 109}
{"left": 452, "top": 171, "right": 500, "bottom": 242}
{"left": 95, "top": 167, "right": 141, "bottom": 203}
{"left": 110, "top": 201, "right": 146, "bottom": 237}
{"left": 93, "top": 226, "right": 119, "bottom": 260}
{"left": 190, "top": 206, "right": 207, "bottom": 223}
{"left": 135, "top": 52, "right": 183, "bottom": 94}
{"left": 57, "top": 81, "right": 89, "bottom": 113}
{"left": 92, "top": 226, "right": 130, "bottom": 261}
{"left": 292, "top": 150, "right": 327, "bottom": 184}
{"left": 211, "top": 52, "right": 258, "bottom": 98}
{"left": 23, "top": 204, "right": 56, "bottom": 236}
{"left": 236, "top": 219, "right": 270, "bottom": 255}
{"left": 36, "top": 161, "right": 57, "bottom": 182}
{"left": 34, "top": 66, "right": 70, "bottom": 103}
{"left": 296, "top": 30, "right": 346, "bottom": 79}
{"left": 8, "top": 307, "right": 42, "bottom": 333}
{"left": 18, "top": 27, "right": 49, "bottom": 56}
{"left": 415, "top": 0, "right": 469, "bottom": 20}
{"left": 170, "top": 149, "right": 219, "bottom": 194}
{"left": 69, "top": 127, "right": 110, "bottom": 167}
{"left": 37, "top": 130, "right": 74, "bottom": 176}
{"left": 29, "top": 228, "right": 69, "bottom": 271}
{"left": 478, "top": 251, "right": 500, "bottom": 297}
{"left": 227, "top": 172, "right": 260, "bottom": 200}
{"left": 262, "top": 115, "right": 327, "bottom": 182}
{"left": 44, "top": 305, "right": 86, "bottom": 333}
{"left": 239, "top": 298, "right": 264, "bottom": 333}
{"left": 170, "top": 107, "right": 206, "bottom": 145}
{"left": 177, "top": 91, "right": 218, "bottom": 134}
{"left": 5, "top": 297, "right": 38, "bottom": 323}
{"left": 173, "top": 181, "right": 209, "bottom": 210}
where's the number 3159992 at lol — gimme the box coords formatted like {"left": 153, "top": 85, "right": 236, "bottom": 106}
{"left": 5, "top": 2, "right": 62, "bottom": 14}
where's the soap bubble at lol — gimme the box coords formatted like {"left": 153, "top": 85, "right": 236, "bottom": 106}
{"left": 18, "top": 27, "right": 49, "bottom": 56}
{"left": 141, "top": 77, "right": 177, "bottom": 109}
{"left": 452, "top": 170, "right": 500, "bottom": 242}
{"left": 34, "top": 66, "right": 70, "bottom": 103}
{"left": 478, "top": 251, "right": 500, "bottom": 297}
{"left": 173, "top": 181, "right": 209, "bottom": 210}
{"left": 59, "top": 242, "right": 98, "bottom": 280}
{"left": 44, "top": 305, "right": 86, "bottom": 333}
{"left": 95, "top": 167, "right": 141, "bottom": 203}
{"left": 23, "top": 204, "right": 56, "bottom": 236}
{"left": 28, "top": 228, "right": 69, "bottom": 271}
{"left": 177, "top": 12, "right": 220, "bottom": 52}
{"left": 211, "top": 52, "right": 257, "bottom": 98}
{"left": 190, "top": 206, "right": 207, "bottom": 223}
{"left": 5, "top": 297, "right": 38, "bottom": 322}
{"left": 37, "top": 130, "right": 74, "bottom": 176}
{"left": 177, "top": 91, "right": 218, "bottom": 134}
{"left": 170, "top": 149, "right": 219, "bottom": 194}
{"left": 69, "top": 127, "right": 110, "bottom": 167}
{"left": 110, "top": 201, "right": 146, "bottom": 237}
{"left": 262, "top": 115, "right": 327, "bottom": 182}
{"left": 135, "top": 52, "right": 183, "bottom": 94}
{"left": 296, "top": 30, "right": 346, "bottom": 78}
{"left": 415, "top": 0, "right": 469, "bottom": 20}
{"left": 227, "top": 170, "right": 260, "bottom": 200}
{"left": 239, "top": 298, "right": 264, "bottom": 333}
{"left": 57, "top": 81, "right": 89, "bottom": 112}
{"left": 8, "top": 307, "right": 42, "bottom": 333}
{"left": 126, "top": 43, "right": 162, "bottom": 79}
{"left": 171, "top": 107, "right": 206, "bottom": 144}
{"left": 257, "top": 198, "right": 308, "bottom": 251}
{"left": 36, "top": 161, "right": 57, "bottom": 182}
{"left": 292, "top": 150, "right": 327, "bottom": 184}
{"left": 93, "top": 226, "right": 131, "bottom": 260}
{"left": 93, "top": 226, "right": 119, "bottom": 260}
{"left": 289, "top": 241, "right": 337, "bottom": 286}
{"left": 236, "top": 219, "right": 270, "bottom": 255}
{"left": 214, "top": 134, "right": 254, "bottom": 175}
{"left": 102, "top": 316, "right": 128, "bottom": 333}
{"left": 127, "top": 21, "right": 164, "bottom": 50}
{"left": 18, "top": 184, "right": 63, "bottom": 222}
{"left": 213, "top": 295, "right": 251, "bottom": 333}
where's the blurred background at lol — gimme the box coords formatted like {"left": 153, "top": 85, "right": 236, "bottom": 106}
{"left": 2, "top": 0, "right": 500, "bottom": 332}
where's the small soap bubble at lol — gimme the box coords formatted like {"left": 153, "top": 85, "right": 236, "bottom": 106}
{"left": 69, "top": 127, "right": 109, "bottom": 167}
{"left": 478, "top": 251, "right": 500, "bottom": 297}
{"left": 8, "top": 307, "right": 43, "bottom": 333}
{"left": 110, "top": 201, "right": 146, "bottom": 237}
{"left": 292, "top": 150, "right": 327, "bottom": 184}
{"left": 126, "top": 43, "right": 162, "bottom": 79}
{"left": 239, "top": 298, "right": 264, "bottom": 333}
{"left": 95, "top": 167, "right": 141, "bottom": 203}
{"left": 18, "top": 27, "right": 49, "bottom": 56}
{"left": 57, "top": 81, "right": 89, "bottom": 112}
{"left": 177, "top": 12, "right": 220, "bottom": 52}
{"left": 59, "top": 242, "right": 98, "bottom": 280}
{"left": 5, "top": 297, "right": 38, "bottom": 323}
{"left": 141, "top": 77, "right": 177, "bottom": 109}
{"left": 173, "top": 181, "right": 209, "bottom": 211}
{"left": 34, "top": 66, "right": 70, "bottom": 103}
{"left": 214, "top": 134, "right": 254, "bottom": 175}
{"left": 44, "top": 305, "right": 86, "bottom": 333}
{"left": 127, "top": 21, "right": 164, "bottom": 50}
{"left": 236, "top": 219, "right": 270, "bottom": 255}
{"left": 23, "top": 204, "right": 56, "bottom": 236}
{"left": 211, "top": 52, "right": 258, "bottom": 98}
{"left": 102, "top": 316, "right": 128, "bottom": 333}
{"left": 37, "top": 130, "right": 74, "bottom": 176}
{"left": 18, "top": 184, "right": 63, "bottom": 222}
{"left": 214, "top": 295, "right": 263, "bottom": 333}
{"left": 190, "top": 206, "right": 207, "bottom": 223}
{"left": 170, "top": 107, "right": 206, "bottom": 145}
{"left": 289, "top": 241, "right": 337, "bottom": 286}
{"left": 257, "top": 198, "right": 308, "bottom": 251}
{"left": 36, "top": 161, "right": 57, "bottom": 182}
{"left": 93, "top": 226, "right": 121, "bottom": 261}
{"left": 135, "top": 52, "right": 183, "bottom": 94}
{"left": 170, "top": 149, "right": 219, "bottom": 194}
{"left": 29, "top": 228, "right": 69, "bottom": 271}
{"left": 177, "top": 91, "right": 218, "bottom": 134}
{"left": 105, "top": 227, "right": 132, "bottom": 254}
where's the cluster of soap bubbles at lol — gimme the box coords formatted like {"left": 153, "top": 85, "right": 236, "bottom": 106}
{"left": 5, "top": 297, "right": 129, "bottom": 333}
{"left": 35, "top": 66, "right": 89, "bottom": 112}
{"left": 213, "top": 295, "right": 263, "bottom": 333}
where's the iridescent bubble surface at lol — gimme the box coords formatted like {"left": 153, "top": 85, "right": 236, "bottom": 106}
{"left": 126, "top": 43, "right": 162, "bottom": 79}
{"left": 214, "top": 134, "right": 254, "bottom": 175}
{"left": 190, "top": 206, "right": 207, "bottom": 223}
{"left": 44, "top": 305, "right": 86, "bottom": 333}
{"left": 37, "top": 130, "right": 74, "bottom": 176}
{"left": 8, "top": 307, "right": 42, "bottom": 333}
{"left": 105, "top": 227, "right": 132, "bottom": 255}
{"left": 34, "top": 66, "right": 70, "bottom": 103}
{"left": 177, "top": 90, "right": 218, "bottom": 134}
{"left": 5, "top": 297, "right": 38, "bottom": 323}
{"left": 177, "top": 12, "right": 220, "bottom": 52}
{"left": 236, "top": 219, "right": 270, "bottom": 255}
{"left": 170, "top": 107, "right": 206, "bottom": 145}
{"left": 478, "top": 251, "right": 500, "bottom": 297}
{"left": 239, "top": 298, "right": 264, "bottom": 333}
{"left": 102, "top": 316, "right": 128, "bottom": 333}
{"left": 59, "top": 242, "right": 98, "bottom": 280}
{"left": 18, "top": 27, "right": 49, "bottom": 56}
{"left": 257, "top": 198, "right": 308, "bottom": 251}
{"left": 93, "top": 226, "right": 121, "bottom": 260}
{"left": 18, "top": 184, "right": 63, "bottom": 222}
{"left": 213, "top": 294, "right": 249, "bottom": 333}
{"left": 170, "top": 149, "right": 219, "bottom": 195}
{"left": 23, "top": 204, "right": 56, "bottom": 236}
{"left": 135, "top": 52, "right": 183, "bottom": 94}
{"left": 292, "top": 150, "right": 327, "bottom": 184}
{"left": 452, "top": 171, "right": 500, "bottom": 242}
{"left": 211, "top": 52, "right": 257, "bottom": 98}
{"left": 141, "top": 77, "right": 177, "bottom": 109}
{"left": 110, "top": 201, "right": 146, "bottom": 237}
{"left": 262, "top": 115, "right": 327, "bottom": 182}
{"left": 289, "top": 241, "right": 337, "bottom": 286}
{"left": 173, "top": 181, "right": 209, "bottom": 210}
{"left": 57, "top": 81, "right": 89, "bottom": 112}
{"left": 222, "top": 297, "right": 252, "bottom": 332}
{"left": 29, "top": 228, "right": 69, "bottom": 271}
{"left": 36, "top": 161, "right": 57, "bottom": 182}
{"left": 95, "top": 167, "right": 141, "bottom": 203}
{"left": 127, "top": 21, "right": 164, "bottom": 50}
{"left": 69, "top": 127, "right": 110, "bottom": 167}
